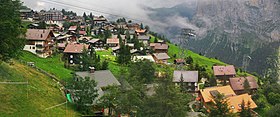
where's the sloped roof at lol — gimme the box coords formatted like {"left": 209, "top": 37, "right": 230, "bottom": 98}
{"left": 173, "top": 71, "right": 198, "bottom": 83}
{"left": 25, "top": 29, "right": 53, "bottom": 41}
{"left": 213, "top": 65, "right": 236, "bottom": 76}
{"left": 153, "top": 53, "right": 170, "bottom": 60}
{"left": 200, "top": 85, "right": 236, "bottom": 103}
{"left": 75, "top": 70, "right": 121, "bottom": 88}
{"left": 107, "top": 38, "right": 119, "bottom": 44}
{"left": 227, "top": 94, "right": 257, "bottom": 113}
{"left": 229, "top": 76, "right": 259, "bottom": 91}
{"left": 68, "top": 26, "right": 77, "bottom": 31}
{"left": 63, "top": 43, "right": 89, "bottom": 53}
{"left": 138, "top": 35, "right": 150, "bottom": 40}
{"left": 88, "top": 39, "right": 101, "bottom": 44}
{"left": 150, "top": 43, "right": 168, "bottom": 50}
{"left": 135, "top": 29, "right": 146, "bottom": 33}
{"left": 79, "top": 31, "right": 86, "bottom": 35}
{"left": 132, "top": 55, "right": 155, "bottom": 62}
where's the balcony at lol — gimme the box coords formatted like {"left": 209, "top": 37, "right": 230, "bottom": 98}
{"left": 36, "top": 49, "right": 45, "bottom": 53}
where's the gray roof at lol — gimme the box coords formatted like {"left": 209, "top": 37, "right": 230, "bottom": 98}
{"left": 153, "top": 53, "right": 170, "bottom": 60}
{"left": 138, "top": 35, "right": 150, "bottom": 40}
{"left": 75, "top": 70, "right": 121, "bottom": 88}
{"left": 173, "top": 71, "right": 198, "bottom": 83}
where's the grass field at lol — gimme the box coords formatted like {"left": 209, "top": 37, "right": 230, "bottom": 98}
{"left": 19, "top": 51, "right": 73, "bottom": 81}
{"left": 150, "top": 35, "right": 226, "bottom": 72}
{"left": 0, "top": 61, "right": 79, "bottom": 116}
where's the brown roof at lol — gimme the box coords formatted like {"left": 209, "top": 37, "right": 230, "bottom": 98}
{"left": 68, "top": 26, "right": 77, "bottom": 31}
{"left": 153, "top": 53, "right": 170, "bottom": 60}
{"left": 227, "top": 94, "right": 257, "bottom": 113}
{"left": 229, "top": 76, "right": 259, "bottom": 91}
{"left": 150, "top": 43, "right": 168, "bottom": 50}
{"left": 175, "top": 59, "right": 185, "bottom": 63}
{"left": 79, "top": 31, "right": 86, "bottom": 35}
{"left": 200, "top": 85, "right": 236, "bottom": 103}
{"left": 213, "top": 65, "right": 236, "bottom": 76}
{"left": 135, "top": 29, "right": 146, "bottom": 33}
{"left": 63, "top": 43, "right": 89, "bottom": 53}
{"left": 88, "top": 39, "right": 101, "bottom": 44}
{"left": 25, "top": 29, "right": 53, "bottom": 41}
{"left": 107, "top": 38, "right": 119, "bottom": 44}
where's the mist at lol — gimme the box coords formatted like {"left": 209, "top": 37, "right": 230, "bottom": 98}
{"left": 21, "top": 0, "right": 200, "bottom": 37}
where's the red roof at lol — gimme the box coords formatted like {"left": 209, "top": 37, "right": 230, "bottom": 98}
{"left": 63, "top": 43, "right": 89, "bottom": 53}
{"left": 229, "top": 76, "right": 259, "bottom": 91}
{"left": 107, "top": 38, "right": 119, "bottom": 44}
{"left": 79, "top": 31, "right": 86, "bottom": 35}
{"left": 68, "top": 26, "right": 77, "bottom": 31}
{"left": 213, "top": 65, "right": 236, "bottom": 76}
{"left": 25, "top": 29, "right": 53, "bottom": 41}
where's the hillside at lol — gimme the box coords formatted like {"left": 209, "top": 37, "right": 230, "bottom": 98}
{"left": 146, "top": 0, "right": 280, "bottom": 76}
{"left": 0, "top": 61, "right": 79, "bottom": 116}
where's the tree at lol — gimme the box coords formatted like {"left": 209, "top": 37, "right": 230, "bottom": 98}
{"left": 83, "top": 12, "right": 87, "bottom": 21}
{"left": 140, "top": 23, "right": 144, "bottom": 29}
{"left": 209, "top": 77, "right": 217, "bottom": 86}
{"left": 0, "top": 0, "right": 25, "bottom": 62}
{"left": 266, "top": 104, "right": 280, "bottom": 117}
{"left": 139, "top": 78, "right": 192, "bottom": 117}
{"left": 89, "top": 12, "right": 93, "bottom": 20}
{"left": 37, "top": 21, "right": 47, "bottom": 29}
{"left": 179, "top": 73, "right": 186, "bottom": 92}
{"left": 67, "top": 76, "right": 98, "bottom": 114}
{"left": 239, "top": 100, "right": 252, "bottom": 117}
{"left": 209, "top": 93, "right": 235, "bottom": 117}
{"left": 98, "top": 86, "right": 120, "bottom": 116}
{"left": 267, "top": 92, "right": 280, "bottom": 105}
{"left": 185, "top": 56, "right": 193, "bottom": 64}
{"left": 117, "top": 45, "right": 131, "bottom": 65}
{"left": 100, "top": 60, "right": 108, "bottom": 70}
{"left": 79, "top": 48, "right": 101, "bottom": 71}
{"left": 243, "top": 78, "right": 251, "bottom": 94}
{"left": 129, "top": 60, "right": 155, "bottom": 83}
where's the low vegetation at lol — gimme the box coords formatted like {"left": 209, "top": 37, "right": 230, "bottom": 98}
{"left": 0, "top": 61, "right": 79, "bottom": 116}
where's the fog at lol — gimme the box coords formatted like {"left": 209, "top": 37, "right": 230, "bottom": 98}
{"left": 21, "top": 0, "right": 199, "bottom": 37}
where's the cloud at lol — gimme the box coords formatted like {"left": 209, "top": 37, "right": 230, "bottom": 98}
{"left": 21, "top": 0, "right": 201, "bottom": 38}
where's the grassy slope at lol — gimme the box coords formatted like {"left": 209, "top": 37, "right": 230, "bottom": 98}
{"left": 19, "top": 51, "right": 73, "bottom": 81}
{"left": 0, "top": 61, "right": 79, "bottom": 116}
{"left": 150, "top": 35, "right": 226, "bottom": 72}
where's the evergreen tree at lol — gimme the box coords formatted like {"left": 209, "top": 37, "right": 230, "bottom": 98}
{"left": 209, "top": 77, "right": 217, "bottom": 86}
{"left": 139, "top": 78, "right": 192, "bottom": 117}
{"left": 243, "top": 78, "right": 251, "bottom": 94}
{"left": 83, "top": 12, "right": 87, "bottom": 20}
{"left": 0, "top": 0, "right": 25, "bottom": 62}
{"left": 179, "top": 73, "right": 186, "bottom": 92}
{"left": 117, "top": 44, "right": 131, "bottom": 64}
{"left": 266, "top": 104, "right": 280, "bottom": 117}
{"left": 67, "top": 76, "right": 98, "bottom": 114}
{"left": 209, "top": 93, "right": 234, "bottom": 117}
{"left": 239, "top": 100, "right": 252, "bottom": 117}
{"left": 37, "top": 21, "right": 47, "bottom": 29}
{"left": 129, "top": 60, "right": 155, "bottom": 83}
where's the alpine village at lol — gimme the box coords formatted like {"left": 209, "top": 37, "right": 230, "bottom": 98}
{"left": 1, "top": 1, "right": 279, "bottom": 117}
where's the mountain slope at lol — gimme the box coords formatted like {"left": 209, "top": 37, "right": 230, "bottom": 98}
{"left": 147, "top": 0, "right": 280, "bottom": 76}
{"left": 0, "top": 61, "right": 79, "bottom": 116}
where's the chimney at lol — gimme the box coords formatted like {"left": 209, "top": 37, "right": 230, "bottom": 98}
{"left": 89, "top": 66, "right": 95, "bottom": 73}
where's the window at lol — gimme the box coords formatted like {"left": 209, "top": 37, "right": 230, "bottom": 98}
{"left": 70, "top": 60, "right": 73, "bottom": 64}
{"left": 33, "top": 47, "right": 35, "bottom": 49}
{"left": 231, "top": 106, "right": 235, "bottom": 109}
{"left": 70, "top": 55, "right": 73, "bottom": 58}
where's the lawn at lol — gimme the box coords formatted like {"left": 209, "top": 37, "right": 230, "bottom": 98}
{"left": 0, "top": 61, "right": 79, "bottom": 116}
{"left": 19, "top": 51, "right": 73, "bottom": 82}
